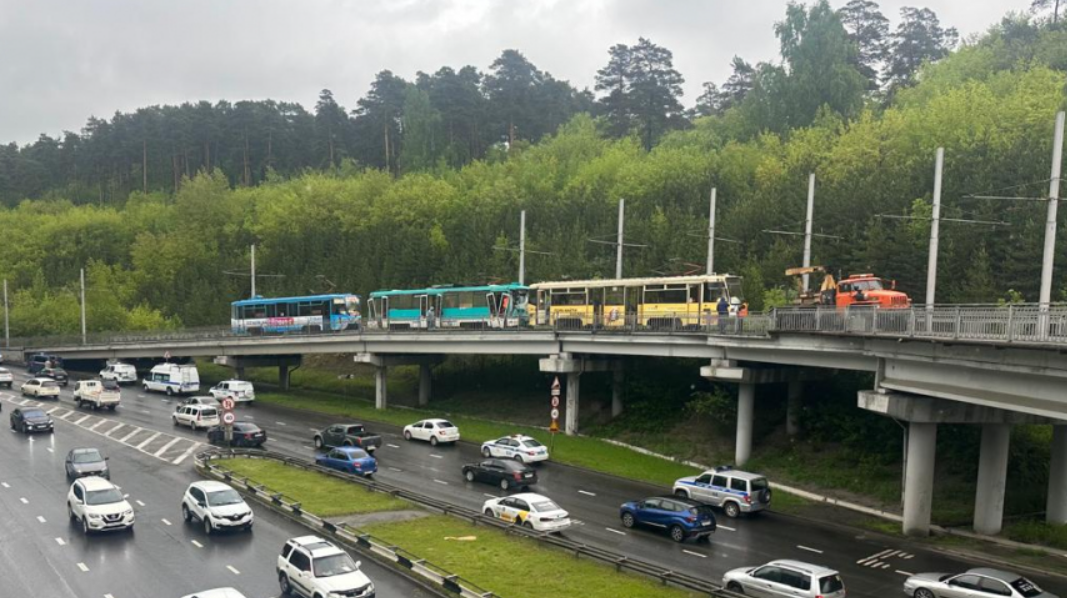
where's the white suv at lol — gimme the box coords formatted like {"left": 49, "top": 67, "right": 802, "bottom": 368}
{"left": 67, "top": 477, "right": 135, "bottom": 534}
{"left": 181, "top": 480, "right": 254, "bottom": 534}
{"left": 277, "top": 536, "right": 375, "bottom": 598}
{"left": 210, "top": 380, "right": 255, "bottom": 403}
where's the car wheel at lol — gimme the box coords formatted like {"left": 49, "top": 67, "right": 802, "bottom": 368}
{"left": 726, "top": 582, "right": 745, "bottom": 594}
{"left": 108, "top": 405, "right": 116, "bottom": 411}
{"left": 500, "top": 478, "right": 509, "bottom": 490}
{"left": 165, "top": 387, "right": 173, "bottom": 396}
{"left": 143, "top": 384, "right": 149, "bottom": 393}
{"left": 483, "top": 508, "right": 494, "bottom": 517}
{"left": 172, "top": 416, "right": 178, "bottom": 426}
{"left": 404, "top": 430, "right": 412, "bottom": 441}
{"left": 430, "top": 435, "right": 439, "bottom": 446}
{"left": 481, "top": 447, "right": 491, "bottom": 458}
{"left": 203, "top": 516, "right": 213, "bottom": 535}
{"left": 82, "top": 517, "right": 90, "bottom": 535}
{"left": 523, "top": 520, "right": 534, "bottom": 530}
{"left": 674, "top": 489, "right": 689, "bottom": 499}
{"left": 914, "top": 590, "right": 935, "bottom": 598}
{"left": 465, "top": 470, "right": 475, "bottom": 483}
{"left": 314, "top": 436, "right": 324, "bottom": 449}
{"left": 67, "top": 503, "right": 75, "bottom": 521}
{"left": 342, "top": 440, "right": 353, "bottom": 447}
{"left": 669, "top": 525, "right": 686, "bottom": 543}
{"left": 513, "top": 454, "right": 524, "bottom": 463}
{"left": 182, "top": 503, "right": 191, "bottom": 522}
{"left": 621, "top": 513, "right": 635, "bottom": 528}
{"left": 724, "top": 502, "right": 741, "bottom": 518}
{"left": 278, "top": 574, "right": 293, "bottom": 596}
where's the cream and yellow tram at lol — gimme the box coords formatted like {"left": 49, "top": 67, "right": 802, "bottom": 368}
{"left": 529, "top": 274, "right": 744, "bottom": 328}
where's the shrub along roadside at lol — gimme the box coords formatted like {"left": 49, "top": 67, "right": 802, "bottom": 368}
{"left": 215, "top": 458, "right": 701, "bottom": 598}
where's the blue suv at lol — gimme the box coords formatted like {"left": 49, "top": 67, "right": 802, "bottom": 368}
{"left": 619, "top": 495, "right": 717, "bottom": 543}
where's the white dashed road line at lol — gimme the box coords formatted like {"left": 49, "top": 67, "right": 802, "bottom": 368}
{"left": 54, "top": 538, "right": 65, "bottom": 546}
{"left": 161, "top": 518, "right": 172, "bottom": 526}
{"left": 0, "top": 482, "right": 8, "bottom": 488}
{"left": 605, "top": 528, "right": 626, "bottom": 536}
{"left": 36, "top": 516, "right": 46, "bottom": 523}
{"left": 386, "top": 444, "right": 400, "bottom": 449}
{"left": 226, "top": 565, "right": 240, "bottom": 575}
{"left": 797, "top": 545, "right": 824, "bottom": 554}
{"left": 153, "top": 437, "right": 182, "bottom": 457}
{"left": 433, "top": 479, "right": 449, "bottom": 485}
{"left": 683, "top": 549, "right": 707, "bottom": 558}
{"left": 19, "top": 497, "right": 28, "bottom": 504}
{"left": 430, "top": 454, "right": 444, "bottom": 459}
{"left": 274, "top": 421, "right": 287, "bottom": 426}
{"left": 135, "top": 500, "right": 146, "bottom": 507}
{"left": 77, "top": 562, "right": 89, "bottom": 572}
{"left": 577, "top": 490, "right": 597, "bottom": 497}
{"left": 896, "top": 570, "right": 914, "bottom": 576}
{"left": 46, "top": 447, "right": 53, "bottom": 453}
{"left": 172, "top": 443, "right": 201, "bottom": 465}
{"left": 388, "top": 467, "right": 403, "bottom": 472}
{"left": 191, "top": 540, "right": 203, "bottom": 548}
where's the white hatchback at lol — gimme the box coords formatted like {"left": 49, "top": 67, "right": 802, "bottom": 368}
{"left": 67, "top": 476, "right": 135, "bottom": 534}
{"left": 481, "top": 434, "right": 549, "bottom": 463}
{"left": 482, "top": 492, "right": 572, "bottom": 532}
{"left": 403, "top": 418, "right": 460, "bottom": 446}
{"left": 181, "top": 480, "right": 254, "bottom": 534}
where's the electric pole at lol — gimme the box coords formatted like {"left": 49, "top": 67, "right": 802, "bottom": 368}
{"left": 706, "top": 187, "right": 716, "bottom": 275}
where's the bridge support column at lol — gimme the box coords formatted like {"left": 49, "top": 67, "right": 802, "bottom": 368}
{"left": 236, "top": 366, "right": 246, "bottom": 381}
{"left": 974, "top": 423, "right": 1011, "bottom": 535}
{"left": 374, "top": 365, "right": 388, "bottom": 410}
{"left": 611, "top": 363, "right": 625, "bottom": 418}
{"left": 418, "top": 362, "right": 432, "bottom": 407}
{"left": 565, "top": 373, "right": 581, "bottom": 436}
{"left": 903, "top": 422, "right": 937, "bottom": 536}
{"left": 1048, "top": 425, "right": 1067, "bottom": 524}
{"left": 736, "top": 382, "right": 755, "bottom": 467}
{"left": 278, "top": 365, "right": 291, "bottom": 391}
{"left": 786, "top": 380, "right": 802, "bottom": 437}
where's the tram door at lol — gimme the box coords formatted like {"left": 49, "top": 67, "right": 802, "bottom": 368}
{"left": 419, "top": 295, "right": 429, "bottom": 329}
{"left": 486, "top": 293, "right": 498, "bottom": 328}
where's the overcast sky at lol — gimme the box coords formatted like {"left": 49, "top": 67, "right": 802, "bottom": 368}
{"left": 0, "top": 0, "right": 1032, "bottom": 145}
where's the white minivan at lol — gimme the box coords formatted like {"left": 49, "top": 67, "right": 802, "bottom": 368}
{"left": 173, "top": 404, "right": 220, "bottom": 430}
{"left": 143, "top": 363, "right": 200, "bottom": 396}
{"left": 100, "top": 362, "right": 138, "bottom": 384}
{"left": 209, "top": 380, "right": 255, "bottom": 404}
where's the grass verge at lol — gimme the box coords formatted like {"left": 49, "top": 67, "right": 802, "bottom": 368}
{"left": 216, "top": 457, "right": 700, "bottom": 598}
{"left": 221, "top": 459, "right": 408, "bottom": 517}
{"left": 1004, "top": 519, "right": 1067, "bottom": 551}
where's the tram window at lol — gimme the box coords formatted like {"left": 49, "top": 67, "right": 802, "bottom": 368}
{"left": 645, "top": 288, "right": 687, "bottom": 304}
{"left": 552, "top": 291, "right": 587, "bottom": 306}
{"left": 706, "top": 282, "right": 726, "bottom": 300}
{"left": 688, "top": 285, "right": 701, "bottom": 303}
{"left": 389, "top": 295, "right": 417, "bottom": 310}
{"left": 605, "top": 287, "right": 624, "bottom": 305}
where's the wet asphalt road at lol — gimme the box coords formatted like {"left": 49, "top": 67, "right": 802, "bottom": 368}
{"left": 3, "top": 364, "right": 1065, "bottom": 598}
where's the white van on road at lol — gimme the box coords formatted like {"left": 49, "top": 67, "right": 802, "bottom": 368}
{"left": 100, "top": 362, "right": 138, "bottom": 384}
{"left": 143, "top": 363, "right": 200, "bottom": 396}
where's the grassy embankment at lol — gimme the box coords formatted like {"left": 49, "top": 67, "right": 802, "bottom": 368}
{"left": 222, "top": 459, "right": 702, "bottom": 598}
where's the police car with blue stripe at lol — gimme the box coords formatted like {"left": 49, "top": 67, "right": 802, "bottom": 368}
{"left": 673, "top": 466, "right": 771, "bottom": 518}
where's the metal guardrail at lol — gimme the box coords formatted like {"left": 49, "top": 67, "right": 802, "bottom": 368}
{"left": 14, "top": 303, "right": 1067, "bottom": 350}
{"left": 195, "top": 449, "right": 739, "bottom": 597}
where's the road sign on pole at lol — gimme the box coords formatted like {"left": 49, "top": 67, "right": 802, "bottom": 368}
{"left": 550, "top": 396, "right": 560, "bottom": 408}
{"left": 222, "top": 411, "right": 236, "bottom": 425}
{"left": 163, "top": 350, "right": 172, "bottom": 361}
{"left": 549, "top": 377, "right": 561, "bottom": 436}
{"left": 551, "top": 376, "right": 561, "bottom": 396}
{"left": 221, "top": 397, "right": 236, "bottom": 411}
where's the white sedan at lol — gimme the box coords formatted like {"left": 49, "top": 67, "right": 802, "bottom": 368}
{"left": 481, "top": 434, "right": 549, "bottom": 463}
{"left": 403, "top": 418, "right": 460, "bottom": 446}
{"left": 482, "top": 492, "right": 572, "bottom": 532}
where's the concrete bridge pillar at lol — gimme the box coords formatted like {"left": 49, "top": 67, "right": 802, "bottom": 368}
{"left": 903, "top": 422, "right": 938, "bottom": 536}
{"left": 786, "top": 380, "right": 802, "bottom": 437}
{"left": 278, "top": 365, "right": 291, "bottom": 391}
{"left": 539, "top": 354, "right": 616, "bottom": 436}
{"left": 236, "top": 366, "right": 246, "bottom": 381}
{"left": 974, "top": 423, "right": 1011, "bottom": 535}
{"left": 736, "top": 382, "right": 755, "bottom": 467}
{"left": 611, "top": 363, "right": 625, "bottom": 418}
{"left": 418, "top": 362, "right": 433, "bottom": 407}
{"left": 1048, "top": 425, "right": 1067, "bottom": 524}
{"left": 566, "top": 372, "right": 581, "bottom": 436}
{"left": 374, "top": 365, "right": 388, "bottom": 410}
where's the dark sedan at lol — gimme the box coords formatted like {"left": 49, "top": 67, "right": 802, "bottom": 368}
{"left": 65, "top": 448, "right": 109, "bottom": 480}
{"left": 10, "top": 408, "right": 54, "bottom": 434}
{"left": 40, "top": 367, "right": 69, "bottom": 387}
{"left": 462, "top": 458, "right": 538, "bottom": 490}
{"left": 207, "top": 421, "right": 267, "bottom": 447}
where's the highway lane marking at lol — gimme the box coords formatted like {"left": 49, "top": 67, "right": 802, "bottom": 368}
{"left": 717, "top": 524, "right": 736, "bottom": 531}
{"left": 683, "top": 549, "right": 708, "bottom": 558}
{"left": 136, "top": 432, "right": 161, "bottom": 450}
{"left": 605, "top": 528, "right": 626, "bottom": 536}
{"left": 154, "top": 437, "right": 182, "bottom": 457}
{"left": 19, "top": 497, "right": 28, "bottom": 504}
{"left": 54, "top": 538, "right": 65, "bottom": 546}
{"left": 857, "top": 549, "right": 893, "bottom": 564}
{"left": 36, "top": 516, "right": 46, "bottom": 523}
{"left": 89, "top": 419, "right": 107, "bottom": 431}
{"left": 483, "top": 493, "right": 496, "bottom": 498}
{"left": 105, "top": 423, "right": 125, "bottom": 437}
{"left": 388, "top": 467, "right": 403, "bottom": 472}
{"left": 119, "top": 428, "right": 142, "bottom": 443}
{"left": 73, "top": 414, "right": 91, "bottom": 425}
{"left": 191, "top": 540, "right": 204, "bottom": 548}
{"left": 577, "top": 490, "right": 597, "bottom": 497}
{"left": 161, "top": 518, "right": 172, "bottom": 526}
{"left": 135, "top": 500, "right": 145, "bottom": 507}
{"left": 896, "top": 570, "right": 914, "bottom": 576}
{"left": 77, "top": 562, "right": 89, "bottom": 572}
{"left": 430, "top": 454, "right": 444, "bottom": 459}
{"left": 173, "top": 443, "right": 201, "bottom": 465}
{"left": 0, "top": 482, "right": 8, "bottom": 488}
{"left": 309, "top": 427, "right": 318, "bottom": 432}
{"left": 60, "top": 411, "right": 75, "bottom": 420}
{"left": 275, "top": 421, "right": 287, "bottom": 426}
{"left": 46, "top": 407, "right": 59, "bottom": 414}
{"left": 105, "top": 594, "right": 116, "bottom": 598}
{"left": 797, "top": 545, "right": 823, "bottom": 554}
{"left": 46, "top": 447, "right": 53, "bottom": 453}
{"left": 226, "top": 565, "right": 241, "bottom": 575}
{"left": 141, "top": 410, "right": 151, "bottom": 414}
{"left": 387, "top": 444, "right": 400, "bottom": 449}
{"left": 433, "top": 479, "right": 449, "bottom": 485}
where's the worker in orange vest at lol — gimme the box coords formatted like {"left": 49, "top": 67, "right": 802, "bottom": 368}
{"left": 736, "top": 302, "right": 749, "bottom": 333}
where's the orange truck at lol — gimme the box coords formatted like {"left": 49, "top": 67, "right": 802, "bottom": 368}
{"left": 785, "top": 267, "right": 911, "bottom": 308}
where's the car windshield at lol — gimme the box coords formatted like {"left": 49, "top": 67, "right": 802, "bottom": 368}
{"left": 313, "top": 553, "right": 358, "bottom": 578}
{"left": 23, "top": 409, "right": 46, "bottom": 418}
{"left": 521, "top": 439, "right": 544, "bottom": 448}
{"left": 72, "top": 450, "right": 103, "bottom": 463}
{"left": 85, "top": 488, "right": 124, "bottom": 505}
{"left": 531, "top": 500, "right": 560, "bottom": 512}
{"left": 436, "top": 421, "right": 455, "bottom": 428}
{"left": 1011, "top": 577, "right": 1043, "bottom": 598}
{"left": 206, "top": 489, "right": 244, "bottom": 507}
{"left": 750, "top": 477, "right": 768, "bottom": 491}
{"left": 819, "top": 574, "right": 845, "bottom": 593}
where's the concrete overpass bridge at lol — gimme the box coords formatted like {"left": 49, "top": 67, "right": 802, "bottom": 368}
{"left": 15, "top": 304, "right": 1067, "bottom": 538}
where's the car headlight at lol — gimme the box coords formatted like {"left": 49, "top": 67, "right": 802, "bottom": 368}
{"left": 123, "top": 509, "right": 133, "bottom": 517}
{"left": 88, "top": 513, "right": 102, "bottom": 519}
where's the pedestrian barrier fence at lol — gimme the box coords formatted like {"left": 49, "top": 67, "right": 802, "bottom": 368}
{"left": 194, "top": 448, "right": 742, "bottom": 598}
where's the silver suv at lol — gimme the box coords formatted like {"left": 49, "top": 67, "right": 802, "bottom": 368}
{"left": 724, "top": 560, "right": 846, "bottom": 598}
{"left": 673, "top": 465, "right": 771, "bottom": 517}
{"left": 277, "top": 535, "right": 374, "bottom": 598}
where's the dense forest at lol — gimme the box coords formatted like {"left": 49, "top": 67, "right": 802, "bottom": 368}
{"left": 1, "top": 1, "right": 1066, "bottom": 336}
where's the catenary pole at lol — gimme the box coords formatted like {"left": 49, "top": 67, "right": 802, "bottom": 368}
{"left": 802, "top": 174, "right": 815, "bottom": 293}
{"left": 1040, "top": 111, "right": 1065, "bottom": 310}
{"left": 80, "top": 268, "right": 86, "bottom": 345}
{"left": 519, "top": 210, "right": 526, "bottom": 285}
{"left": 250, "top": 244, "right": 256, "bottom": 298}
{"left": 926, "top": 148, "right": 944, "bottom": 319}
{"left": 616, "top": 198, "right": 625, "bottom": 279}
{"left": 707, "top": 187, "right": 717, "bottom": 275}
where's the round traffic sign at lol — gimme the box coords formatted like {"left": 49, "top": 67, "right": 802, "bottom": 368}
{"left": 221, "top": 397, "right": 236, "bottom": 411}
{"left": 550, "top": 396, "right": 560, "bottom": 408}
{"left": 222, "top": 411, "right": 236, "bottom": 425}
{"left": 550, "top": 408, "right": 560, "bottom": 419}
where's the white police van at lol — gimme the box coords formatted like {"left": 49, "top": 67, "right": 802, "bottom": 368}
{"left": 143, "top": 363, "right": 200, "bottom": 396}
{"left": 673, "top": 465, "right": 772, "bottom": 518}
